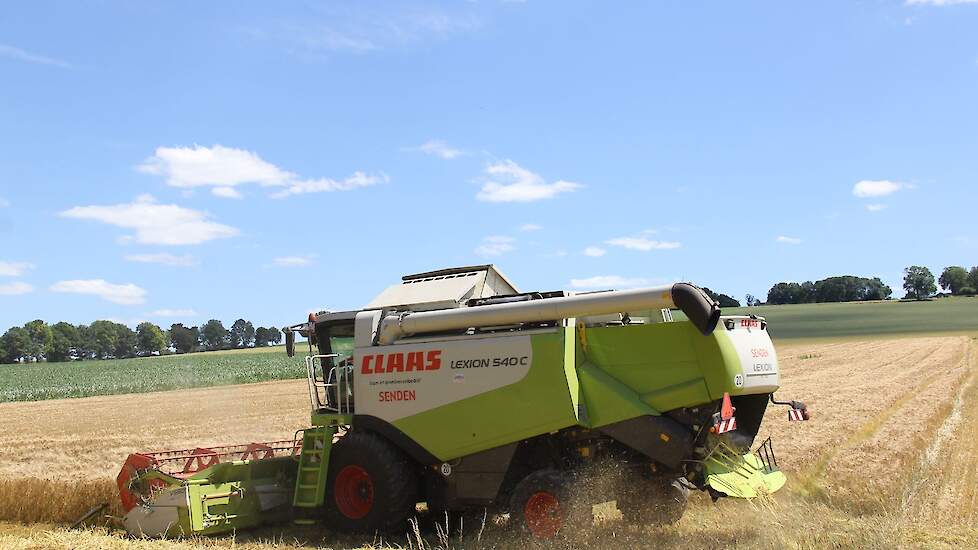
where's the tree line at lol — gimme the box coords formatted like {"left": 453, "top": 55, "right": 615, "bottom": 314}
{"left": 766, "top": 275, "right": 892, "bottom": 305}
{"left": 766, "top": 264, "right": 978, "bottom": 305}
{"left": 0, "top": 318, "right": 282, "bottom": 364}
{"left": 934, "top": 266, "right": 978, "bottom": 297}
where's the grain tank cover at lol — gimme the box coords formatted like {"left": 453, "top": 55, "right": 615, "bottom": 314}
{"left": 364, "top": 265, "right": 520, "bottom": 312}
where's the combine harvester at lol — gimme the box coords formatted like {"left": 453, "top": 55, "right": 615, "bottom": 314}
{"left": 117, "top": 265, "right": 808, "bottom": 539}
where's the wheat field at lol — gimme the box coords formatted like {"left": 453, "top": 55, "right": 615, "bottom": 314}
{"left": 1, "top": 335, "right": 976, "bottom": 549}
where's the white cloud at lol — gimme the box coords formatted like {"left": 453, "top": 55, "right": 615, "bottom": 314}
{"left": 50, "top": 279, "right": 147, "bottom": 305}
{"left": 583, "top": 246, "right": 607, "bottom": 257}
{"left": 125, "top": 253, "right": 197, "bottom": 267}
{"left": 476, "top": 160, "right": 582, "bottom": 203}
{"left": 411, "top": 140, "right": 465, "bottom": 159}
{"left": 866, "top": 203, "right": 888, "bottom": 212}
{"left": 270, "top": 172, "right": 388, "bottom": 198}
{"left": 138, "top": 145, "right": 294, "bottom": 189}
{"left": 852, "top": 180, "right": 906, "bottom": 198}
{"left": 605, "top": 234, "right": 681, "bottom": 251}
{"left": 0, "top": 43, "right": 72, "bottom": 68}
{"left": 475, "top": 236, "right": 515, "bottom": 257}
{"left": 568, "top": 275, "right": 651, "bottom": 290}
{"left": 776, "top": 236, "right": 802, "bottom": 245}
{"left": 139, "top": 144, "right": 387, "bottom": 200}
{"left": 60, "top": 195, "right": 238, "bottom": 246}
{"left": 272, "top": 255, "right": 314, "bottom": 267}
{"left": 212, "top": 186, "right": 243, "bottom": 199}
{"left": 520, "top": 223, "right": 542, "bottom": 232}
{"left": 146, "top": 308, "right": 198, "bottom": 318}
{"left": 0, "top": 281, "right": 33, "bottom": 295}
{"left": 905, "top": 0, "right": 978, "bottom": 5}
{"left": 0, "top": 261, "right": 35, "bottom": 277}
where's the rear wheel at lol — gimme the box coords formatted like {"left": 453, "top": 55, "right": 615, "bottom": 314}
{"left": 323, "top": 431, "right": 419, "bottom": 533}
{"left": 616, "top": 476, "right": 689, "bottom": 525}
{"left": 509, "top": 469, "right": 590, "bottom": 540}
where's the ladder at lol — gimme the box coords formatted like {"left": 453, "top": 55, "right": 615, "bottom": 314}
{"left": 292, "top": 426, "right": 335, "bottom": 508}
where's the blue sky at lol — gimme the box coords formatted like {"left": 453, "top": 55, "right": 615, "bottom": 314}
{"left": 1, "top": 1, "right": 976, "bottom": 330}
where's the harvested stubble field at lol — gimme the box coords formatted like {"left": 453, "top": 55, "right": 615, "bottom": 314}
{"left": 2, "top": 335, "right": 977, "bottom": 549}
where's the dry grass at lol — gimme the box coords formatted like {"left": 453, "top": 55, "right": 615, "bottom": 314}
{"left": 1, "top": 335, "right": 976, "bottom": 549}
{"left": 0, "top": 478, "right": 119, "bottom": 524}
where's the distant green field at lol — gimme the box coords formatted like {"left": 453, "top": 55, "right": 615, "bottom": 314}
{"left": 3, "top": 298, "right": 975, "bottom": 403}
{"left": 721, "top": 296, "right": 978, "bottom": 340}
{"left": 0, "top": 345, "right": 308, "bottom": 403}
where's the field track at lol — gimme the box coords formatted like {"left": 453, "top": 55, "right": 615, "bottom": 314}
{"left": 2, "top": 335, "right": 977, "bottom": 548}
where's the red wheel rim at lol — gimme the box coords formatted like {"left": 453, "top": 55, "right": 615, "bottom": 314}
{"left": 524, "top": 491, "right": 562, "bottom": 538}
{"left": 334, "top": 465, "right": 374, "bottom": 519}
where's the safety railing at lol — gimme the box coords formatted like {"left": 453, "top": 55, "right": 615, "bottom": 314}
{"left": 304, "top": 354, "right": 354, "bottom": 414}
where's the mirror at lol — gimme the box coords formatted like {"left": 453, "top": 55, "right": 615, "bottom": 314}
{"left": 285, "top": 329, "right": 295, "bottom": 357}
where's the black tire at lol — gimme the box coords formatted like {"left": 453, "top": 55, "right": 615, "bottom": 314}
{"left": 509, "top": 469, "right": 591, "bottom": 540}
{"left": 323, "top": 431, "right": 419, "bottom": 534}
{"left": 615, "top": 476, "right": 689, "bottom": 526}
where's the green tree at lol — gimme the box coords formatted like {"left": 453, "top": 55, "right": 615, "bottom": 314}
{"left": 864, "top": 277, "right": 892, "bottom": 301}
{"left": 266, "top": 327, "right": 282, "bottom": 345}
{"left": 201, "top": 319, "right": 228, "bottom": 351}
{"left": 168, "top": 323, "right": 199, "bottom": 354}
{"left": 75, "top": 324, "right": 95, "bottom": 360}
{"left": 88, "top": 320, "right": 119, "bottom": 359}
{"left": 114, "top": 323, "right": 137, "bottom": 358}
{"left": 23, "top": 319, "right": 52, "bottom": 361}
{"left": 939, "top": 266, "right": 969, "bottom": 295}
{"left": 969, "top": 267, "right": 978, "bottom": 291}
{"left": 903, "top": 266, "right": 937, "bottom": 300}
{"left": 701, "top": 288, "right": 741, "bottom": 308}
{"left": 229, "top": 319, "right": 255, "bottom": 348}
{"left": 48, "top": 322, "right": 80, "bottom": 362}
{"left": 1, "top": 327, "right": 31, "bottom": 363}
{"left": 254, "top": 327, "right": 269, "bottom": 347}
{"left": 136, "top": 322, "right": 167, "bottom": 356}
{"left": 767, "top": 282, "right": 807, "bottom": 305}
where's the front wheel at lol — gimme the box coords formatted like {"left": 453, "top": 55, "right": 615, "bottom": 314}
{"left": 323, "top": 431, "right": 419, "bottom": 533}
{"left": 509, "top": 469, "right": 591, "bottom": 540}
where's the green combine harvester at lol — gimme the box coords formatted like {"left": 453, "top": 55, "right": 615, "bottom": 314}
{"left": 117, "top": 265, "right": 808, "bottom": 539}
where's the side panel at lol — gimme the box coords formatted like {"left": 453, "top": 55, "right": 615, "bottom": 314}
{"left": 583, "top": 320, "right": 779, "bottom": 410}
{"left": 583, "top": 322, "right": 713, "bottom": 411}
{"left": 354, "top": 333, "right": 535, "bottom": 422}
{"left": 387, "top": 329, "right": 579, "bottom": 461}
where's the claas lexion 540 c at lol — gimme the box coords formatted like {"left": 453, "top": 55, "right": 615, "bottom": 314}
{"left": 117, "top": 265, "right": 808, "bottom": 539}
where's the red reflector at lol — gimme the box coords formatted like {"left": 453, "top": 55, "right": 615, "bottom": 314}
{"left": 715, "top": 417, "right": 737, "bottom": 434}
{"left": 308, "top": 312, "right": 316, "bottom": 322}
{"left": 721, "top": 392, "right": 734, "bottom": 420}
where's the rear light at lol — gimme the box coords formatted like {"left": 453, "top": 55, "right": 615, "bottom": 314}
{"left": 712, "top": 392, "right": 738, "bottom": 434}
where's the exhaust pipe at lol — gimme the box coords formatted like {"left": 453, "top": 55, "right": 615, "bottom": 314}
{"left": 377, "top": 282, "right": 720, "bottom": 344}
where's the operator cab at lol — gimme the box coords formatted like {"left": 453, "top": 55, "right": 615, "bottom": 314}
{"left": 286, "top": 310, "right": 358, "bottom": 414}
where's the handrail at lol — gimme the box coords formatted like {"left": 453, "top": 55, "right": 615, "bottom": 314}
{"left": 304, "top": 354, "right": 354, "bottom": 414}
